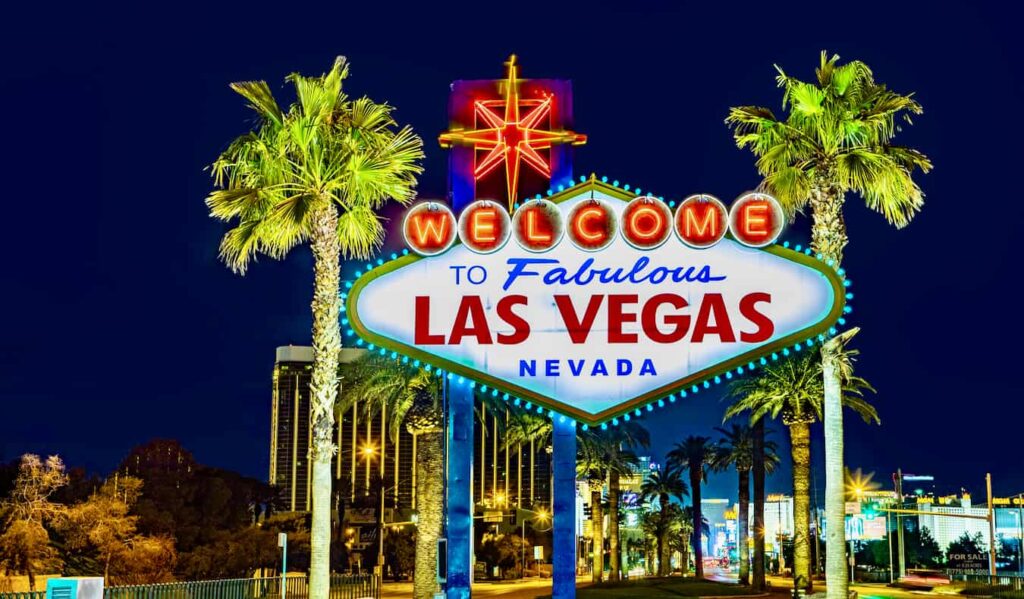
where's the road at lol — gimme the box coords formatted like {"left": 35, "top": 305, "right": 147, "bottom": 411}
{"left": 381, "top": 576, "right": 590, "bottom": 598}
{"left": 382, "top": 573, "right": 940, "bottom": 598}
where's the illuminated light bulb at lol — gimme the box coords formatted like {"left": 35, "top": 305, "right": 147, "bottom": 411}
{"left": 512, "top": 200, "right": 564, "bottom": 252}
{"left": 621, "top": 196, "right": 672, "bottom": 249}
{"left": 729, "top": 193, "right": 785, "bottom": 248}
{"left": 567, "top": 199, "right": 616, "bottom": 251}
{"left": 675, "top": 194, "right": 728, "bottom": 249}
{"left": 458, "top": 200, "right": 511, "bottom": 254}
{"left": 404, "top": 202, "right": 457, "bottom": 256}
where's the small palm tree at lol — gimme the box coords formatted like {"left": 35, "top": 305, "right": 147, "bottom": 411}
{"left": 727, "top": 330, "right": 875, "bottom": 593}
{"left": 640, "top": 465, "right": 688, "bottom": 576}
{"left": 713, "top": 424, "right": 779, "bottom": 585}
{"left": 727, "top": 52, "right": 929, "bottom": 599}
{"left": 667, "top": 436, "right": 717, "bottom": 579}
{"left": 577, "top": 440, "right": 608, "bottom": 583}
{"left": 207, "top": 57, "right": 423, "bottom": 599}
{"left": 339, "top": 356, "right": 441, "bottom": 599}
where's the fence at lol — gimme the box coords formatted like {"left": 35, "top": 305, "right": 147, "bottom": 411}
{"left": 0, "top": 575, "right": 379, "bottom": 599}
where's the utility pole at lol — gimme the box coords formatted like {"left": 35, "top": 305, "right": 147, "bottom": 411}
{"left": 895, "top": 469, "right": 906, "bottom": 580}
{"left": 986, "top": 474, "right": 996, "bottom": 582}
{"left": 886, "top": 509, "right": 894, "bottom": 584}
{"left": 1018, "top": 493, "right": 1023, "bottom": 575}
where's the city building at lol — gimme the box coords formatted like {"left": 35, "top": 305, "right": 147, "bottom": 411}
{"left": 269, "top": 346, "right": 553, "bottom": 521}
{"left": 914, "top": 494, "right": 1024, "bottom": 551}
{"left": 269, "top": 346, "right": 415, "bottom": 514}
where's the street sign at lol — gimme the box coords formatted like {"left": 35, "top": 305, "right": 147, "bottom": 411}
{"left": 347, "top": 181, "right": 847, "bottom": 426}
{"left": 845, "top": 514, "right": 886, "bottom": 540}
{"left": 484, "top": 511, "right": 504, "bottom": 523}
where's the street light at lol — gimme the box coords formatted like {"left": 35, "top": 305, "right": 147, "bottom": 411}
{"left": 520, "top": 507, "right": 552, "bottom": 580}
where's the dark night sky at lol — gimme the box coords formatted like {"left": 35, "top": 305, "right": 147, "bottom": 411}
{"left": 3, "top": 1, "right": 1022, "bottom": 504}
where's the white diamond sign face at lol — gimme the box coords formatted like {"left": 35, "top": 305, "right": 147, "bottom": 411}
{"left": 347, "top": 184, "right": 845, "bottom": 426}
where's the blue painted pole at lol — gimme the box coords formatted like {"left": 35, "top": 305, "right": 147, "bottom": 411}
{"left": 446, "top": 382, "right": 473, "bottom": 599}
{"left": 552, "top": 418, "right": 577, "bottom": 599}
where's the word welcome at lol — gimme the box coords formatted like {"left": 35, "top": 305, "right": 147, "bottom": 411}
{"left": 403, "top": 193, "right": 785, "bottom": 256}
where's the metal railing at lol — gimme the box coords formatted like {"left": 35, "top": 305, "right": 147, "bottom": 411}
{"left": 0, "top": 575, "right": 379, "bottom": 599}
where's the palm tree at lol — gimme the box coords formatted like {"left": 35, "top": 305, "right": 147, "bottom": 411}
{"left": 640, "top": 465, "right": 688, "bottom": 576}
{"left": 713, "top": 424, "right": 779, "bottom": 585}
{"left": 207, "top": 57, "right": 423, "bottom": 598}
{"left": 339, "top": 356, "right": 441, "bottom": 599}
{"left": 727, "top": 52, "right": 930, "bottom": 599}
{"left": 751, "top": 419, "right": 767, "bottom": 591}
{"left": 726, "top": 331, "right": 875, "bottom": 593}
{"left": 667, "top": 436, "right": 716, "bottom": 579}
{"left": 604, "top": 423, "right": 649, "bottom": 581}
{"left": 577, "top": 441, "right": 607, "bottom": 583}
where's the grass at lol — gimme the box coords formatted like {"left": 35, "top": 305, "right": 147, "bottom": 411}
{"left": 542, "top": 577, "right": 764, "bottom": 598}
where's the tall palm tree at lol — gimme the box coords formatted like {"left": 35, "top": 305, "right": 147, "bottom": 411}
{"left": 668, "top": 436, "right": 716, "bottom": 579}
{"left": 640, "top": 465, "right": 688, "bottom": 576}
{"left": 727, "top": 52, "right": 929, "bottom": 599}
{"left": 604, "top": 423, "right": 649, "bottom": 582}
{"left": 751, "top": 418, "right": 767, "bottom": 591}
{"left": 339, "top": 356, "right": 441, "bottom": 599}
{"left": 726, "top": 332, "right": 875, "bottom": 593}
{"left": 713, "top": 424, "right": 779, "bottom": 585}
{"left": 207, "top": 57, "right": 423, "bottom": 598}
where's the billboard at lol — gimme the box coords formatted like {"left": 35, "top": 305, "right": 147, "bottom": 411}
{"left": 347, "top": 179, "right": 847, "bottom": 426}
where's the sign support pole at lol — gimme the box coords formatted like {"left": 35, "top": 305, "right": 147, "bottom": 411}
{"left": 552, "top": 418, "right": 577, "bottom": 599}
{"left": 446, "top": 382, "right": 473, "bottom": 599}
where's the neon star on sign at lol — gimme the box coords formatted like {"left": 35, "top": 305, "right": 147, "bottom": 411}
{"left": 348, "top": 179, "right": 848, "bottom": 426}
{"left": 438, "top": 55, "right": 586, "bottom": 211}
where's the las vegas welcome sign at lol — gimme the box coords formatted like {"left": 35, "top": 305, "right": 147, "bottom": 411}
{"left": 347, "top": 179, "right": 846, "bottom": 427}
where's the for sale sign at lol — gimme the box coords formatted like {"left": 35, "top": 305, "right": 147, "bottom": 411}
{"left": 347, "top": 180, "right": 845, "bottom": 426}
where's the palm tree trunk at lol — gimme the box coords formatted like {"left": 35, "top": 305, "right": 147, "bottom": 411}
{"left": 790, "top": 422, "right": 813, "bottom": 592}
{"left": 738, "top": 468, "right": 750, "bottom": 585}
{"left": 608, "top": 470, "right": 621, "bottom": 581}
{"left": 413, "top": 430, "right": 443, "bottom": 599}
{"left": 810, "top": 180, "right": 849, "bottom": 599}
{"left": 690, "top": 468, "right": 704, "bottom": 579}
{"left": 592, "top": 487, "right": 603, "bottom": 582}
{"left": 309, "top": 205, "right": 342, "bottom": 599}
{"left": 752, "top": 418, "right": 766, "bottom": 592}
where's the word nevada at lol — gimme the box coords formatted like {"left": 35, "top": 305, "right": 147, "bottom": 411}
{"left": 403, "top": 192, "right": 785, "bottom": 256}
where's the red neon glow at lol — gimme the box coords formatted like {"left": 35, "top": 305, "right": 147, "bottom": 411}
{"left": 567, "top": 201, "right": 615, "bottom": 251}
{"left": 404, "top": 203, "right": 457, "bottom": 256}
{"left": 459, "top": 200, "right": 510, "bottom": 253}
{"left": 622, "top": 197, "right": 672, "bottom": 249}
{"left": 512, "top": 200, "right": 563, "bottom": 252}
{"left": 438, "top": 55, "right": 587, "bottom": 210}
{"left": 730, "top": 193, "right": 784, "bottom": 248}
{"left": 675, "top": 195, "right": 728, "bottom": 248}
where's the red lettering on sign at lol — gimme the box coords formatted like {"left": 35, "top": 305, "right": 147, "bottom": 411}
{"left": 496, "top": 295, "right": 530, "bottom": 344}
{"left": 449, "top": 296, "right": 492, "bottom": 344}
{"left": 691, "top": 293, "right": 736, "bottom": 342}
{"left": 607, "top": 294, "right": 639, "bottom": 343}
{"left": 641, "top": 294, "right": 690, "bottom": 343}
{"left": 739, "top": 292, "right": 774, "bottom": 342}
{"left": 554, "top": 295, "right": 604, "bottom": 343}
{"left": 414, "top": 296, "right": 445, "bottom": 344}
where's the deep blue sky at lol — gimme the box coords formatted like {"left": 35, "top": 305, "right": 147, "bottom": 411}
{"left": 2, "top": 1, "right": 1022, "bottom": 503}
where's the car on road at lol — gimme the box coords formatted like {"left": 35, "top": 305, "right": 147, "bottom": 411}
{"left": 898, "top": 568, "right": 951, "bottom": 589}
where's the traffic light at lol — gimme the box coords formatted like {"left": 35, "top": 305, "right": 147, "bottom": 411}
{"left": 863, "top": 502, "right": 879, "bottom": 520}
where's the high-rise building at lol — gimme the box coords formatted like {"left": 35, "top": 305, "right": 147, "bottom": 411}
{"left": 269, "top": 346, "right": 314, "bottom": 512}
{"left": 268, "top": 346, "right": 415, "bottom": 515}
